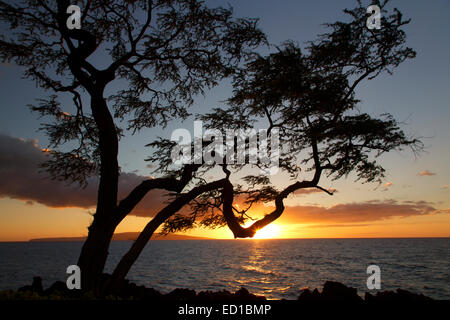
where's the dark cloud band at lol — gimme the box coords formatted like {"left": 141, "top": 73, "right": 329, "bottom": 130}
{"left": 0, "top": 134, "right": 166, "bottom": 216}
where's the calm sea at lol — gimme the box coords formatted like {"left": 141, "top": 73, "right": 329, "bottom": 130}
{"left": 0, "top": 238, "right": 449, "bottom": 299}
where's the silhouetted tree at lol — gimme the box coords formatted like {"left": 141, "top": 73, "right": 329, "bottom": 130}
{"left": 200, "top": 2, "right": 423, "bottom": 238}
{"left": 144, "top": 1, "right": 422, "bottom": 241}
{"left": 0, "top": 0, "right": 265, "bottom": 291}
{"left": 0, "top": 0, "right": 422, "bottom": 295}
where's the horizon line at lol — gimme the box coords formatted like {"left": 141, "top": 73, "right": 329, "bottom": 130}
{"left": 1, "top": 236, "right": 449, "bottom": 243}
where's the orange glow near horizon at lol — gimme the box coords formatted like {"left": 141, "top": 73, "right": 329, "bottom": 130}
{"left": 1, "top": 198, "right": 450, "bottom": 241}
{"left": 252, "top": 224, "right": 282, "bottom": 239}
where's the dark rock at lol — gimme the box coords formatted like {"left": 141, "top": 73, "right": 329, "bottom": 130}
{"left": 311, "top": 288, "right": 321, "bottom": 299}
{"left": 298, "top": 281, "right": 434, "bottom": 302}
{"left": 364, "top": 292, "right": 375, "bottom": 302}
{"left": 297, "top": 288, "right": 313, "bottom": 300}
{"left": 14, "top": 276, "right": 434, "bottom": 302}
{"left": 234, "top": 287, "right": 266, "bottom": 300}
{"left": 18, "top": 276, "right": 44, "bottom": 295}
{"left": 44, "top": 281, "right": 68, "bottom": 296}
{"left": 365, "top": 288, "right": 433, "bottom": 302}
{"left": 396, "top": 288, "right": 432, "bottom": 301}
{"left": 197, "top": 290, "right": 234, "bottom": 301}
{"left": 128, "top": 284, "right": 162, "bottom": 300}
{"left": 164, "top": 288, "right": 197, "bottom": 300}
{"left": 196, "top": 287, "right": 265, "bottom": 301}
{"left": 298, "top": 282, "right": 363, "bottom": 302}
{"left": 141, "top": 287, "right": 162, "bottom": 300}
{"left": 321, "top": 281, "right": 363, "bottom": 302}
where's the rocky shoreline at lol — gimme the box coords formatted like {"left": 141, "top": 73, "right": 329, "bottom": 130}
{"left": 0, "top": 276, "right": 434, "bottom": 301}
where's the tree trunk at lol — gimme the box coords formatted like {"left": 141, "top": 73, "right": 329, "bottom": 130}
{"left": 77, "top": 92, "right": 120, "bottom": 292}
{"left": 107, "top": 179, "right": 227, "bottom": 291}
{"left": 77, "top": 217, "right": 117, "bottom": 292}
{"left": 107, "top": 210, "right": 168, "bottom": 291}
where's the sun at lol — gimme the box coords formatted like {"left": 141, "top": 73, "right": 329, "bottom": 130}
{"left": 253, "top": 224, "right": 282, "bottom": 239}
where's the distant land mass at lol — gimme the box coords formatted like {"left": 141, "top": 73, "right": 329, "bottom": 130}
{"left": 29, "top": 232, "right": 211, "bottom": 242}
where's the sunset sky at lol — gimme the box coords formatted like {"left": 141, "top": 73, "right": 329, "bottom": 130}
{"left": 0, "top": 0, "right": 449, "bottom": 241}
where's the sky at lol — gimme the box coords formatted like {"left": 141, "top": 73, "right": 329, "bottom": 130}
{"left": 0, "top": 0, "right": 449, "bottom": 241}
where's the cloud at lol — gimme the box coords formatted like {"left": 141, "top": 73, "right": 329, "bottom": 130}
{"left": 441, "top": 185, "right": 450, "bottom": 189}
{"left": 0, "top": 134, "right": 167, "bottom": 216}
{"left": 306, "top": 223, "right": 370, "bottom": 228}
{"left": 277, "top": 199, "right": 439, "bottom": 224}
{"left": 418, "top": 170, "right": 436, "bottom": 176}
{"left": 381, "top": 182, "right": 393, "bottom": 191}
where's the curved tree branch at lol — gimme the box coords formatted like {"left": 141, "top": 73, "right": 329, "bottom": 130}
{"left": 108, "top": 178, "right": 228, "bottom": 289}
{"left": 222, "top": 139, "right": 324, "bottom": 238}
{"left": 116, "top": 164, "right": 201, "bottom": 221}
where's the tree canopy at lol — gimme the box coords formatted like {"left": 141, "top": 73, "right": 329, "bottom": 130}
{"left": 155, "top": 1, "right": 422, "bottom": 238}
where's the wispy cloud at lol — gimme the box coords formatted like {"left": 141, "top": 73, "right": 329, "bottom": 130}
{"left": 418, "top": 170, "right": 436, "bottom": 176}
{"left": 278, "top": 199, "right": 439, "bottom": 224}
{"left": 382, "top": 182, "right": 393, "bottom": 191}
{"left": 306, "top": 223, "right": 370, "bottom": 228}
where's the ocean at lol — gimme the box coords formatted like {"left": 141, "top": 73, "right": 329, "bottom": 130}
{"left": 0, "top": 238, "right": 449, "bottom": 299}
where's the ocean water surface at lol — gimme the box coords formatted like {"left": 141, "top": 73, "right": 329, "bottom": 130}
{"left": 0, "top": 238, "right": 448, "bottom": 299}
